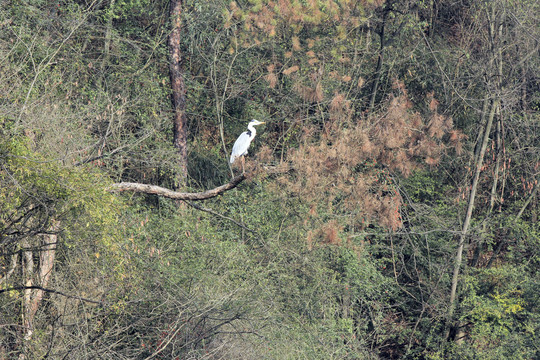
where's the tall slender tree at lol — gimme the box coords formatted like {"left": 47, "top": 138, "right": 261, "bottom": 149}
{"left": 446, "top": 1, "right": 509, "bottom": 340}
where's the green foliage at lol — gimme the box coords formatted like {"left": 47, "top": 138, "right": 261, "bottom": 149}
{"left": 0, "top": 133, "right": 123, "bottom": 251}
{"left": 455, "top": 265, "right": 539, "bottom": 359}
{"left": 99, "top": 193, "right": 362, "bottom": 358}
{"left": 0, "top": 133, "right": 128, "bottom": 357}
{"left": 1, "top": 0, "right": 539, "bottom": 358}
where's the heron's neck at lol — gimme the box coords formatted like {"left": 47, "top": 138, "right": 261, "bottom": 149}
{"left": 247, "top": 123, "right": 257, "bottom": 137}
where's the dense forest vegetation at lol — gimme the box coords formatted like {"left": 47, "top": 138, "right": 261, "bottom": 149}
{"left": 1, "top": 0, "right": 538, "bottom": 358}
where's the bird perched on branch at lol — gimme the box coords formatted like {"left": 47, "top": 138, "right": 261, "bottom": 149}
{"left": 230, "top": 119, "right": 265, "bottom": 173}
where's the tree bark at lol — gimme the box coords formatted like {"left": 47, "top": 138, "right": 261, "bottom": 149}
{"left": 21, "top": 239, "right": 34, "bottom": 342}
{"left": 28, "top": 221, "right": 58, "bottom": 325}
{"left": 168, "top": 0, "right": 188, "bottom": 188}
{"left": 21, "top": 221, "right": 59, "bottom": 346}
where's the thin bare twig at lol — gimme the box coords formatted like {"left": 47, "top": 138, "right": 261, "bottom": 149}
{"left": 185, "top": 201, "right": 259, "bottom": 237}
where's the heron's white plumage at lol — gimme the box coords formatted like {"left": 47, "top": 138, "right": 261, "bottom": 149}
{"left": 229, "top": 120, "right": 265, "bottom": 164}
{"left": 230, "top": 131, "right": 253, "bottom": 163}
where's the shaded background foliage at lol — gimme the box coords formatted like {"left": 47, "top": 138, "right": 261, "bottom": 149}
{"left": 1, "top": 0, "right": 539, "bottom": 359}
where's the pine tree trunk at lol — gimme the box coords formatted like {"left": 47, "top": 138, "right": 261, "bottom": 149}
{"left": 168, "top": 0, "right": 188, "bottom": 188}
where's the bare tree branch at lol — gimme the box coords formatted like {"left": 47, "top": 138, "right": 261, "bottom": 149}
{"left": 109, "top": 174, "right": 246, "bottom": 200}
{"left": 0, "top": 286, "right": 103, "bottom": 305}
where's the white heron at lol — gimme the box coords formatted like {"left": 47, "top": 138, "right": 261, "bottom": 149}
{"left": 229, "top": 119, "right": 265, "bottom": 173}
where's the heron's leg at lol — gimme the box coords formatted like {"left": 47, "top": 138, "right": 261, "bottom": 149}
{"left": 241, "top": 156, "right": 245, "bottom": 173}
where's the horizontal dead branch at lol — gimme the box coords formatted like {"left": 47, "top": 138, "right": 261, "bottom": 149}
{"left": 109, "top": 173, "right": 246, "bottom": 200}
{"left": 0, "top": 285, "right": 103, "bottom": 305}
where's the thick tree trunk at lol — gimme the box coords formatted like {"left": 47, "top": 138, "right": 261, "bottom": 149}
{"left": 168, "top": 0, "right": 188, "bottom": 188}
{"left": 20, "top": 221, "right": 59, "bottom": 353}
{"left": 28, "top": 222, "right": 58, "bottom": 325}
{"left": 21, "top": 240, "right": 34, "bottom": 342}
